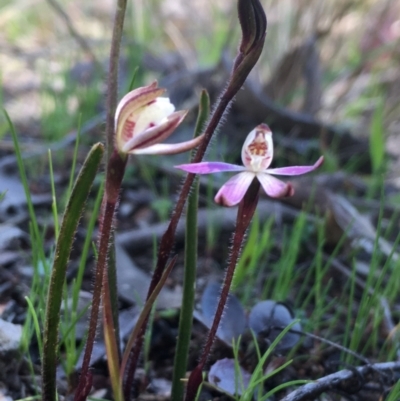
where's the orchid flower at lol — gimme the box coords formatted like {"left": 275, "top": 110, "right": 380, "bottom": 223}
{"left": 176, "top": 123, "right": 324, "bottom": 207}
{"left": 115, "top": 81, "right": 204, "bottom": 155}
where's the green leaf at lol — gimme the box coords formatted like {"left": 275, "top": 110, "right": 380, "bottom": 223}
{"left": 42, "top": 143, "right": 104, "bottom": 401}
{"left": 369, "top": 98, "right": 385, "bottom": 172}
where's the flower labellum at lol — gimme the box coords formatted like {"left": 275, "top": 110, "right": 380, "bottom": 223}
{"left": 115, "top": 81, "right": 204, "bottom": 155}
{"left": 175, "top": 124, "right": 324, "bottom": 207}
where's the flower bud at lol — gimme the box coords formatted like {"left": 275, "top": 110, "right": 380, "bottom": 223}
{"left": 115, "top": 82, "right": 203, "bottom": 156}
{"left": 238, "top": 0, "right": 267, "bottom": 55}
{"left": 227, "top": 0, "right": 267, "bottom": 99}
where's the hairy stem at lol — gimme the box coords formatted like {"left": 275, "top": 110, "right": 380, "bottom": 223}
{"left": 123, "top": 94, "right": 231, "bottom": 395}
{"left": 74, "top": 152, "right": 126, "bottom": 401}
{"left": 184, "top": 179, "right": 260, "bottom": 401}
{"left": 123, "top": 0, "right": 266, "bottom": 391}
{"left": 74, "top": 201, "right": 116, "bottom": 401}
{"left": 105, "top": 0, "right": 127, "bottom": 160}
{"left": 104, "top": 0, "right": 128, "bottom": 354}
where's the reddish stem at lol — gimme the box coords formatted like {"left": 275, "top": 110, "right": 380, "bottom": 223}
{"left": 123, "top": 2, "right": 266, "bottom": 390}
{"left": 185, "top": 179, "right": 260, "bottom": 401}
{"left": 75, "top": 151, "right": 126, "bottom": 401}
{"left": 122, "top": 95, "right": 231, "bottom": 398}
{"left": 74, "top": 201, "right": 116, "bottom": 401}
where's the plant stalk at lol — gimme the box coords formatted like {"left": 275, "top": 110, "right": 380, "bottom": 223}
{"left": 170, "top": 90, "right": 210, "bottom": 401}
{"left": 185, "top": 179, "right": 260, "bottom": 401}
{"left": 122, "top": 0, "right": 266, "bottom": 392}
{"left": 74, "top": 152, "right": 127, "bottom": 401}
{"left": 75, "top": 0, "right": 128, "bottom": 397}
{"left": 104, "top": 0, "right": 128, "bottom": 359}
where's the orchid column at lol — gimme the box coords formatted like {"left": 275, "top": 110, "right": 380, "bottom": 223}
{"left": 176, "top": 124, "right": 323, "bottom": 401}
{"left": 75, "top": 82, "right": 204, "bottom": 401}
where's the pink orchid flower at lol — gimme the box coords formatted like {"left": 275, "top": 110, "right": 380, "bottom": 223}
{"left": 176, "top": 124, "right": 324, "bottom": 207}
{"left": 115, "top": 81, "right": 204, "bottom": 155}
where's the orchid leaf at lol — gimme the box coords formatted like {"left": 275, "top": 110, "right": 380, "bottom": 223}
{"left": 42, "top": 143, "right": 104, "bottom": 401}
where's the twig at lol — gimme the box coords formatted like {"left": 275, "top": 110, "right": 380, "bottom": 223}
{"left": 276, "top": 327, "right": 371, "bottom": 365}
{"left": 280, "top": 361, "right": 400, "bottom": 401}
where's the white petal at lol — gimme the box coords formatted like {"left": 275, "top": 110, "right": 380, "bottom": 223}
{"left": 131, "top": 134, "right": 204, "bottom": 155}
{"left": 132, "top": 97, "right": 175, "bottom": 136}
{"left": 241, "top": 124, "right": 273, "bottom": 172}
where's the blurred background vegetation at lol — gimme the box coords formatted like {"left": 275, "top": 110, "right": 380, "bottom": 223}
{"left": 2, "top": 0, "right": 400, "bottom": 255}
{"left": 1, "top": 0, "right": 399, "bottom": 162}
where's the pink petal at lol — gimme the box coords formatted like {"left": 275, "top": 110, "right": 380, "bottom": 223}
{"left": 175, "top": 162, "right": 245, "bottom": 174}
{"left": 265, "top": 156, "right": 324, "bottom": 176}
{"left": 257, "top": 173, "right": 294, "bottom": 198}
{"left": 122, "top": 110, "right": 187, "bottom": 153}
{"left": 132, "top": 133, "right": 205, "bottom": 155}
{"left": 215, "top": 172, "right": 255, "bottom": 207}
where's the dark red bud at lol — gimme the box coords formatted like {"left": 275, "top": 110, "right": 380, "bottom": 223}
{"left": 225, "top": 0, "right": 266, "bottom": 99}
{"left": 238, "top": 0, "right": 267, "bottom": 55}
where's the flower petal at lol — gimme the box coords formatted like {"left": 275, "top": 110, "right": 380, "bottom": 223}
{"left": 132, "top": 133, "right": 205, "bottom": 155}
{"left": 175, "top": 162, "right": 245, "bottom": 174}
{"left": 257, "top": 173, "right": 294, "bottom": 198}
{"left": 115, "top": 81, "right": 159, "bottom": 126}
{"left": 241, "top": 124, "right": 273, "bottom": 172}
{"left": 115, "top": 82, "right": 165, "bottom": 151}
{"left": 265, "top": 156, "right": 324, "bottom": 176}
{"left": 122, "top": 110, "right": 187, "bottom": 153}
{"left": 133, "top": 97, "right": 176, "bottom": 135}
{"left": 215, "top": 172, "right": 255, "bottom": 207}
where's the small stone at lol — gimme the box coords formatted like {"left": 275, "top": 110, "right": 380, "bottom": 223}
{"left": 0, "top": 387, "right": 13, "bottom": 401}
{"left": 0, "top": 318, "right": 22, "bottom": 355}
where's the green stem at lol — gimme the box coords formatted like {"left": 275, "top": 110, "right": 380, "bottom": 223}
{"left": 122, "top": 0, "right": 266, "bottom": 391}
{"left": 185, "top": 179, "right": 260, "bottom": 401}
{"left": 171, "top": 90, "right": 210, "bottom": 401}
{"left": 123, "top": 80, "right": 233, "bottom": 397}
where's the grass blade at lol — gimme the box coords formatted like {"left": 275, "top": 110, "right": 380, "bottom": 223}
{"left": 369, "top": 97, "right": 385, "bottom": 173}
